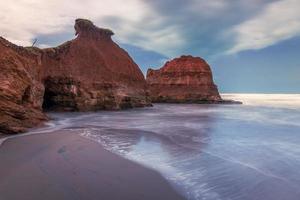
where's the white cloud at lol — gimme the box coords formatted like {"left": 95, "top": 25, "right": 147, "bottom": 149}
{"left": 0, "top": 0, "right": 230, "bottom": 57}
{"left": 0, "top": 0, "right": 183, "bottom": 56}
{"left": 228, "top": 0, "right": 300, "bottom": 54}
{"left": 0, "top": 0, "right": 153, "bottom": 44}
{"left": 1, "top": 0, "right": 298, "bottom": 57}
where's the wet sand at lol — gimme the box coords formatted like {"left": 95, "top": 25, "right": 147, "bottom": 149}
{"left": 0, "top": 131, "right": 185, "bottom": 200}
{"left": 0, "top": 133, "right": 9, "bottom": 139}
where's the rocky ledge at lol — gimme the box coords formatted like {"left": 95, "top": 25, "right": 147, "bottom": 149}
{"left": 0, "top": 19, "right": 151, "bottom": 134}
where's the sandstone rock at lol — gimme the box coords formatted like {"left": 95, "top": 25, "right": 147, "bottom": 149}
{"left": 0, "top": 19, "right": 150, "bottom": 134}
{"left": 0, "top": 37, "right": 47, "bottom": 134}
{"left": 41, "top": 19, "right": 151, "bottom": 111}
{"left": 146, "top": 55, "right": 222, "bottom": 103}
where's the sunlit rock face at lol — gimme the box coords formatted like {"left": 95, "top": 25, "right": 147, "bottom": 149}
{"left": 41, "top": 19, "right": 151, "bottom": 111}
{"left": 146, "top": 55, "right": 222, "bottom": 103}
{"left": 0, "top": 19, "right": 151, "bottom": 134}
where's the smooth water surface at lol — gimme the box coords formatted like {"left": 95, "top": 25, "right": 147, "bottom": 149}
{"left": 26, "top": 94, "right": 300, "bottom": 200}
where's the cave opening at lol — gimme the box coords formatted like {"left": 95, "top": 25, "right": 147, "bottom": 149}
{"left": 42, "top": 82, "right": 56, "bottom": 111}
{"left": 42, "top": 77, "right": 79, "bottom": 111}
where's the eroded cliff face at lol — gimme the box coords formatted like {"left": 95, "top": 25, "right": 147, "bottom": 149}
{"left": 146, "top": 55, "right": 222, "bottom": 103}
{"left": 0, "top": 19, "right": 150, "bottom": 134}
{"left": 41, "top": 19, "right": 150, "bottom": 111}
{"left": 0, "top": 38, "right": 47, "bottom": 134}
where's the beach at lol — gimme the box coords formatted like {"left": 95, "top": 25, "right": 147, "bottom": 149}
{"left": 0, "top": 131, "right": 185, "bottom": 200}
{"left": 1, "top": 94, "right": 300, "bottom": 200}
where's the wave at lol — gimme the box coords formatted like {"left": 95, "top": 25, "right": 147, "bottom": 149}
{"left": 222, "top": 93, "right": 300, "bottom": 109}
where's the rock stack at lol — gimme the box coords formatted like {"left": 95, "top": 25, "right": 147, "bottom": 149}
{"left": 146, "top": 55, "right": 222, "bottom": 103}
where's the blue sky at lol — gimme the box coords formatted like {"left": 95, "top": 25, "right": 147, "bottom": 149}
{"left": 1, "top": 0, "right": 299, "bottom": 93}
{"left": 124, "top": 36, "right": 300, "bottom": 93}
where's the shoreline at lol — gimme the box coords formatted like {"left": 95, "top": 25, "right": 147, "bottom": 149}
{"left": 0, "top": 131, "right": 186, "bottom": 200}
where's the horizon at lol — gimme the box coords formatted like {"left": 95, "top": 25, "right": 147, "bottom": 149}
{"left": 1, "top": 0, "right": 299, "bottom": 93}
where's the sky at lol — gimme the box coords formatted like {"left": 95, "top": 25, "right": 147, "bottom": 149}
{"left": 0, "top": 0, "right": 299, "bottom": 93}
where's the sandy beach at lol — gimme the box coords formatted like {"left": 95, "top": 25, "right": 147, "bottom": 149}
{"left": 0, "top": 131, "right": 185, "bottom": 200}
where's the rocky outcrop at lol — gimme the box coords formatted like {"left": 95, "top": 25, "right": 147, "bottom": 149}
{"left": 41, "top": 19, "right": 150, "bottom": 111}
{"left": 0, "top": 19, "right": 150, "bottom": 134}
{"left": 146, "top": 55, "right": 222, "bottom": 103}
{"left": 0, "top": 37, "right": 47, "bottom": 134}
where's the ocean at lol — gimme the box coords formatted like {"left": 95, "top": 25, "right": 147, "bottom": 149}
{"left": 11, "top": 94, "right": 300, "bottom": 200}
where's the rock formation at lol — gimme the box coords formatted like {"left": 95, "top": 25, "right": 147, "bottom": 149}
{"left": 41, "top": 19, "right": 150, "bottom": 111}
{"left": 0, "top": 37, "right": 47, "bottom": 134}
{"left": 146, "top": 55, "right": 222, "bottom": 103}
{"left": 0, "top": 19, "right": 150, "bottom": 134}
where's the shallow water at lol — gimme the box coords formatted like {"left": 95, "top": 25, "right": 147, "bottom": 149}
{"left": 21, "top": 94, "right": 300, "bottom": 199}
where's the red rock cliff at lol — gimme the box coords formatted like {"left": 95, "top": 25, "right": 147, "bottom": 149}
{"left": 0, "top": 37, "right": 47, "bottom": 134}
{"left": 146, "top": 55, "right": 222, "bottom": 103}
{"left": 0, "top": 19, "right": 150, "bottom": 134}
{"left": 41, "top": 19, "right": 151, "bottom": 111}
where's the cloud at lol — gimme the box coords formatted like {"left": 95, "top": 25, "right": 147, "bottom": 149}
{"left": 120, "top": 43, "right": 168, "bottom": 73}
{"left": 136, "top": 0, "right": 280, "bottom": 58}
{"left": 228, "top": 0, "right": 300, "bottom": 54}
{"left": 0, "top": 0, "right": 149, "bottom": 45}
{"left": 0, "top": 0, "right": 187, "bottom": 57}
{"left": 1, "top": 0, "right": 299, "bottom": 58}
